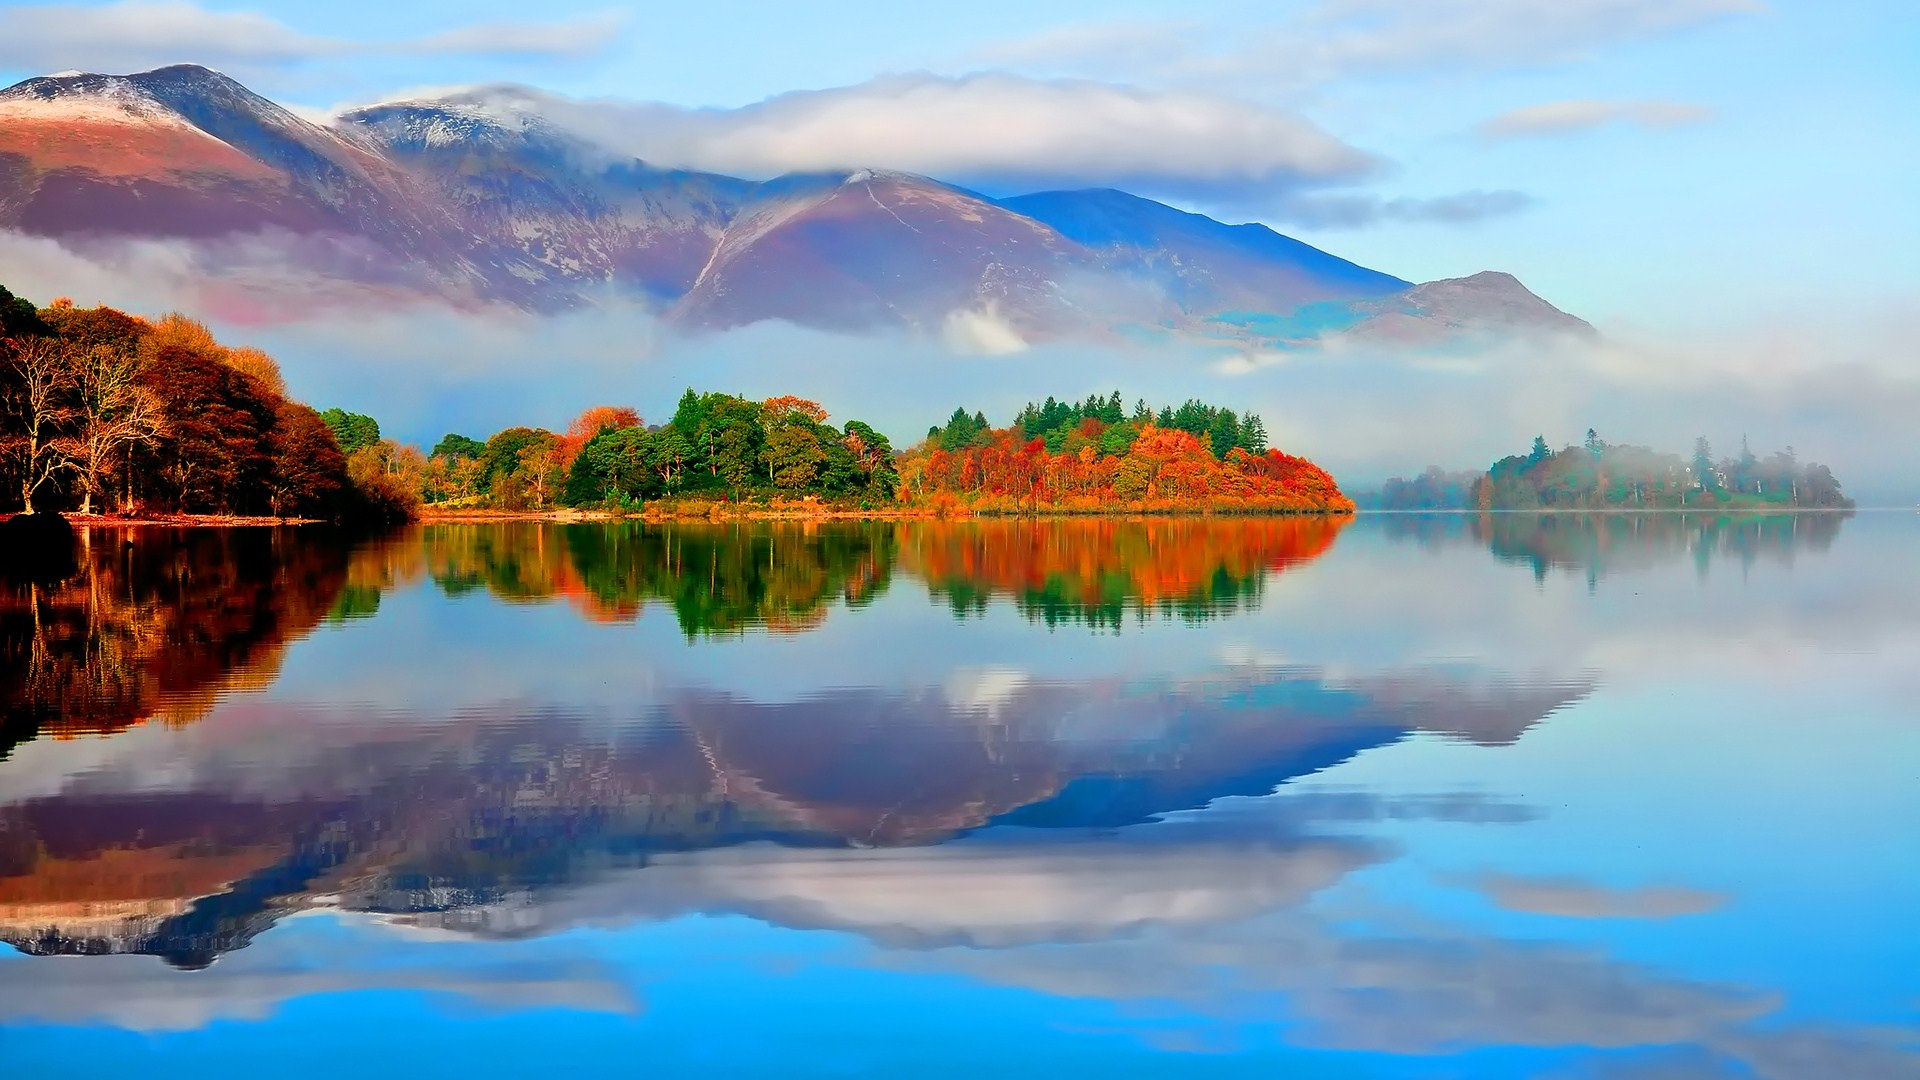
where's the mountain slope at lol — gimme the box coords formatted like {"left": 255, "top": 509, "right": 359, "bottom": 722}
{"left": 341, "top": 97, "right": 751, "bottom": 304}
{"left": 1000, "top": 188, "right": 1410, "bottom": 317}
{"left": 1342, "top": 271, "right": 1596, "bottom": 344}
{"left": 0, "top": 65, "right": 486, "bottom": 300}
{"left": 672, "top": 169, "right": 1090, "bottom": 334}
{"left": 0, "top": 65, "right": 1593, "bottom": 343}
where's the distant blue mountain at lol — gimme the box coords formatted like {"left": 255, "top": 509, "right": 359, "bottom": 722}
{"left": 1002, "top": 187, "right": 1409, "bottom": 312}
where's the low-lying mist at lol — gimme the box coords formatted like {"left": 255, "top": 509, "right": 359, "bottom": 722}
{"left": 5, "top": 229, "right": 1916, "bottom": 503}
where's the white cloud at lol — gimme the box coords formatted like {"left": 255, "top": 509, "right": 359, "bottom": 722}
{"left": 1479, "top": 99, "right": 1716, "bottom": 140}
{"left": 0, "top": 2, "right": 622, "bottom": 75}
{"left": 973, "top": 0, "right": 1765, "bottom": 90}
{"left": 941, "top": 304, "right": 1029, "bottom": 355}
{"left": 384, "top": 73, "right": 1380, "bottom": 201}
{"left": 388, "top": 824, "right": 1386, "bottom": 949}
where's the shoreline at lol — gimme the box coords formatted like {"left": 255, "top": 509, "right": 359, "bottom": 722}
{"left": 60, "top": 512, "right": 327, "bottom": 528}
{"left": 1355, "top": 506, "right": 1861, "bottom": 515}
{"left": 30, "top": 505, "right": 1885, "bottom": 529}
{"left": 418, "top": 508, "right": 1359, "bottom": 524}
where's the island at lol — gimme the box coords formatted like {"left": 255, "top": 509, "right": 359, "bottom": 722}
{"left": 1369, "top": 430, "right": 1852, "bottom": 511}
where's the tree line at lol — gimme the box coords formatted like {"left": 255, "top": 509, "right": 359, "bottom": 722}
{"left": 934, "top": 392, "right": 1269, "bottom": 459}
{"left": 0, "top": 284, "right": 411, "bottom": 523}
{"left": 903, "top": 396, "right": 1348, "bottom": 513}
{"left": 6, "top": 282, "right": 1347, "bottom": 520}
{"left": 413, "top": 390, "right": 902, "bottom": 512}
{"left": 1371, "top": 429, "right": 1851, "bottom": 510}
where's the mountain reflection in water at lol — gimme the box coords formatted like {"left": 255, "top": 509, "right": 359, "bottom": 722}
{"left": 3, "top": 511, "right": 1913, "bottom": 1080}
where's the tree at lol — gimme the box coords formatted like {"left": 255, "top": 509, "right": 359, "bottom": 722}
{"left": 480, "top": 427, "right": 550, "bottom": 494}
{"left": 559, "top": 405, "right": 642, "bottom": 472}
{"left": 71, "top": 340, "right": 165, "bottom": 514}
{"left": 1238, "top": 412, "right": 1268, "bottom": 454}
{"left": 0, "top": 284, "right": 50, "bottom": 338}
{"left": 704, "top": 397, "right": 763, "bottom": 487}
{"left": 650, "top": 431, "right": 691, "bottom": 491}
{"left": 224, "top": 346, "right": 286, "bottom": 398}
{"left": 431, "top": 433, "right": 486, "bottom": 461}
{"left": 264, "top": 401, "right": 347, "bottom": 517}
{"left": 136, "top": 342, "right": 273, "bottom": 513}
{"left": 763, "top": 423, "right": 826, "bottom": 489}
{"left": 345, "top": 440, "right": 424, "bottom": 523}
{"left": 1691, "top": 437, "right": 1715, "bottom": 490}
{"left": 516, "top": 437, "right": 565, "bottom": 508}
{"left": 1206, "top": 408, "right": 1240, "bottom": 458}
{"left": 1735, "top": 434, "right": 1759, "bottom": 494}
{"left": 1529, "top": 435, "right": 1551, "bottom": 465}
{"left": 762, "top": 395, "right": 828, "bottom": 424}
{"left": 1584, "top": 428, "right": 1604, "bottom": 457}
{"left": 841, "top": 420, "right": 898, "bottom": 495}
{"left": 321, "top": 408, "right": 381, "bottom": 454}
{"left": 0, "top": 337, "right": 81, "bottom": 514}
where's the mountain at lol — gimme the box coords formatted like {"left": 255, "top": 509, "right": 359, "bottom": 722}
{"left": 0, "top": 65, "right": 1591, "bottom": 343}
{"left": 1000, "top": 187, "right": 1410, "bottom": 315}
{"left": 1341, "top": 271, "right": 1595, "bottom": 343}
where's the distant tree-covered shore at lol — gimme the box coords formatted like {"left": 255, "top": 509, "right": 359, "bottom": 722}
{"left": 1368, "top": 430, "right": 1851, "bottom": 511}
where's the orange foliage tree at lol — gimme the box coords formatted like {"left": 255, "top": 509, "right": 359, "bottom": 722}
{"left": 897, "top": 418, "right": 1352, "bottom": 514}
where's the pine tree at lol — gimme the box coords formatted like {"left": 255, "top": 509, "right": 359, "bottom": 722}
{"left": 1238, "top": 413, "right": 1268, "bottom": 454}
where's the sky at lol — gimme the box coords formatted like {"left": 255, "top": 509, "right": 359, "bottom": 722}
{"left": 0, "top": 0, "right": 1917, "bottom": 494}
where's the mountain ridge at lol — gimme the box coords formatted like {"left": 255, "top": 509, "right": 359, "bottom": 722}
{"left": 0, "top": 65, "right": 1594, "bottom": 343}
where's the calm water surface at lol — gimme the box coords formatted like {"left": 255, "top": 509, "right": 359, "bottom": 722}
{"left": 1, "top": 513, "right": 1915, "bottom": 1078}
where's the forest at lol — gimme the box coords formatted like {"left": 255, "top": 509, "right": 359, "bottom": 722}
{"left": 1371, "top": 430, "right": 1852, "bottom": 510}
{"left": 900, "top": 394, "right": 1350, "bottom": 513}
{"left": 412, "top": 390, "right": 1348, "bottom": 515}
{"left": 0, "top": 283, "right": 414, "bottom": 523}
{"left": 1474, "top": 431, "right": 1851, "bottom": 510}
{"left": 414, "top": 391, "right": 901, "bottom": 512}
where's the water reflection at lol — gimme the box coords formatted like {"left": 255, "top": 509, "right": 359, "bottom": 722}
{"left": 413, "top": 517, "right": 1347, "bottom": 634}
{"left": 2, "top": 511, "right": 1912, "bottom": 1080}
{"left": 1377, "top": 509, "right": 1850, "bottom": 584}
{"left": 0, "top": 527, "right": 350, "bottom": 755}
{"left": 0, "top": 660, "right": 1587, "bottom": 967}
{"left": 899, "top": 516, "right": 1347, "bottom": 628}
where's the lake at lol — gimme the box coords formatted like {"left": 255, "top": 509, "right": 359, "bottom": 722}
{"left": 2, "top": 513, "right": 1915, "bottom": 1078}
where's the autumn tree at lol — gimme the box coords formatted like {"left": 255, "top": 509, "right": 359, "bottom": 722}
{"left": 762, "top": 395, "right": 829, "bottom": 424}
{"left": 135, "top": 341, "right": 276, "bottom": 513}
{"left": 67, "top": 338, "right": 166, "bottom": 514}
{"left": 559, "top": 405, "right": 642, "bottom": 470}
{"left": 345, "top": 439, "right": 425, "bottom": 522}
{"left": 0, "top": 337, "right": 81, "bottom": 514}
{"left": 224, "top": 346, "right": 287, "bottom": 398}
{"left": 0, "top": 286, "right": 363, "bottom": 519}
{"left": 264, "top": 401, "right": 347, "bottom": 517}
